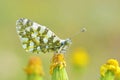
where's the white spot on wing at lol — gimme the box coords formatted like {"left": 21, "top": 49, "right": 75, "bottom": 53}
{"left": 43, "top": 37, "right": 48, "bottom": 43}
{"left": 25, "top": 27, "right": 31, "bottom": 31}
{"left": 22, "top": 44, "right": 27, "bottom": 49}
{"left": 20, "top": 38, "right": 28, "bottom": 42}
{"left": 53, "top": 36, "right": 59, "bottom": 42}
{"left": 37, "top": 46, "right": 41, "bottom": 50}
{"left": 46, "top": 46, "right": 48, "bottom": 49}
{"left": 28, "top": 43, "right": 34, "bottom": 52}
{"left": 23, "top": 31, "right": 26, "bottom": 35}
{"left": 47, "top": 30, "right": 53, "bottom": 38}
{"left": 16, "top": 26, "right": 21, "bottom": 31}
{"left": 17, "top": 31, "right": 20, "bottom": 34}
{"left": 32, "top": 23, "right": 39, "bottom": 30}
{"left": 23, "top": 19, "right": 28, "bottom": 25}
{"left": 31, "top": 32, "right": 38, "bottom": 38}
{"left": 35, "top": 37, "right": 40, "bottom": 42}
{"left": 30, "top": 41, "right": 34, "bottom": 46}
{"left": 40, "top": 26, "right": 46, "bottom": 34}
{"left": 28, "top": 48, "right": 34, "bottom": 52}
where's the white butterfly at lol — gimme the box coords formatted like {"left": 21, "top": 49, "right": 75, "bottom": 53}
{"left": 16, "top": 18, "right": 72, "bottom": 53}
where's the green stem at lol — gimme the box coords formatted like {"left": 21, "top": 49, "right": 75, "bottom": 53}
{"left": 51, "top": 66, "right": 69, "bottom": 80}
{"left": 100, "top": 71, "right": 115, "bottom": 80}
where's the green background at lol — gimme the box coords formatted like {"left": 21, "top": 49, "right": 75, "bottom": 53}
{"left": 0, "top": 0, "right": 120, "bottom": 80}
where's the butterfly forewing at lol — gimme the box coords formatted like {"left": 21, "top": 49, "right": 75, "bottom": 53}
{"left": 16, "top": 18, "right": 62, "bottom": 53}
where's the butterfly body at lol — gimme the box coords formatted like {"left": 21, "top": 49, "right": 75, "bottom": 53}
{"left": 16, "top": 18, "right": 72, "bottom": 53}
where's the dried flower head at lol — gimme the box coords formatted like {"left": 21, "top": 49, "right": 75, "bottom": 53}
{"left": 24, "top": 56, "right": 44, "bottom": 76}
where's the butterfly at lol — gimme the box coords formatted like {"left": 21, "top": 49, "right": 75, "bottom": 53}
{"left": 16, "top": 18, "right": 72, "bottom": 54}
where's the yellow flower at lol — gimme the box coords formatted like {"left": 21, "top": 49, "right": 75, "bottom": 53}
{"left": 50, "top": 53, "right": 66, "bottom": 74}
{"left": 100, "top": 59, "right": 120, "bottom": 77}
{"left": 24, "top": 56, "right": 44, "bottom": 76}
{"left": 116, "top": 67, "right": 120, "bottom": 76}
{"left": 72, "top": 48, "right": 89, "bottom": 67}
{"left": 50, "top": 53, "right": 69, "bottom": 80}
{"left": 106, "top": 59, "right": 119, "bottom": 67}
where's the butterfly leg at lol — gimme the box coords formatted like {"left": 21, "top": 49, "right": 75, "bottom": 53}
{"left": 57, "top": 45, "right": 64, "bottom": 53}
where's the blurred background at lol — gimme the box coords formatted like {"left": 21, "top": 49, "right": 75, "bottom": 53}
{"left": 0, "top": 0, "right": 120, "bottom": 80}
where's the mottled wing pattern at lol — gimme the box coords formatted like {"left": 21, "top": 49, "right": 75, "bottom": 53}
{"left": 16, "top": 18, "right": 62, "bottom": 53}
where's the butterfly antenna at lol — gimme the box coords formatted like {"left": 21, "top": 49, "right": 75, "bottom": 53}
{"left": 70, "top": 27, "right": 87, "bottom": 39}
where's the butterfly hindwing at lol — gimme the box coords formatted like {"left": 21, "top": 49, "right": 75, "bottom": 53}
{"left": 16, "top": 18, "right": 62, "bottom": 53}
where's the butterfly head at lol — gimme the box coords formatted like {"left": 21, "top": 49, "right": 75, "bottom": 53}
{"left": 64, "top": 38, "right": 72, "bottom": 46}
{"left": 59, "top": 38, "right": 72, "bottom": 53}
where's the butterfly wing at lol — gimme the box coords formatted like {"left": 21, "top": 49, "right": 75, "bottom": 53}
{"left": 16, "top": 18, "right": 62, "bottom": 53}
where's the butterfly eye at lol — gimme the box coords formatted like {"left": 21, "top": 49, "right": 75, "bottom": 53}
{"left": 60, "top": 41, "right": 65, "bottom": 46}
